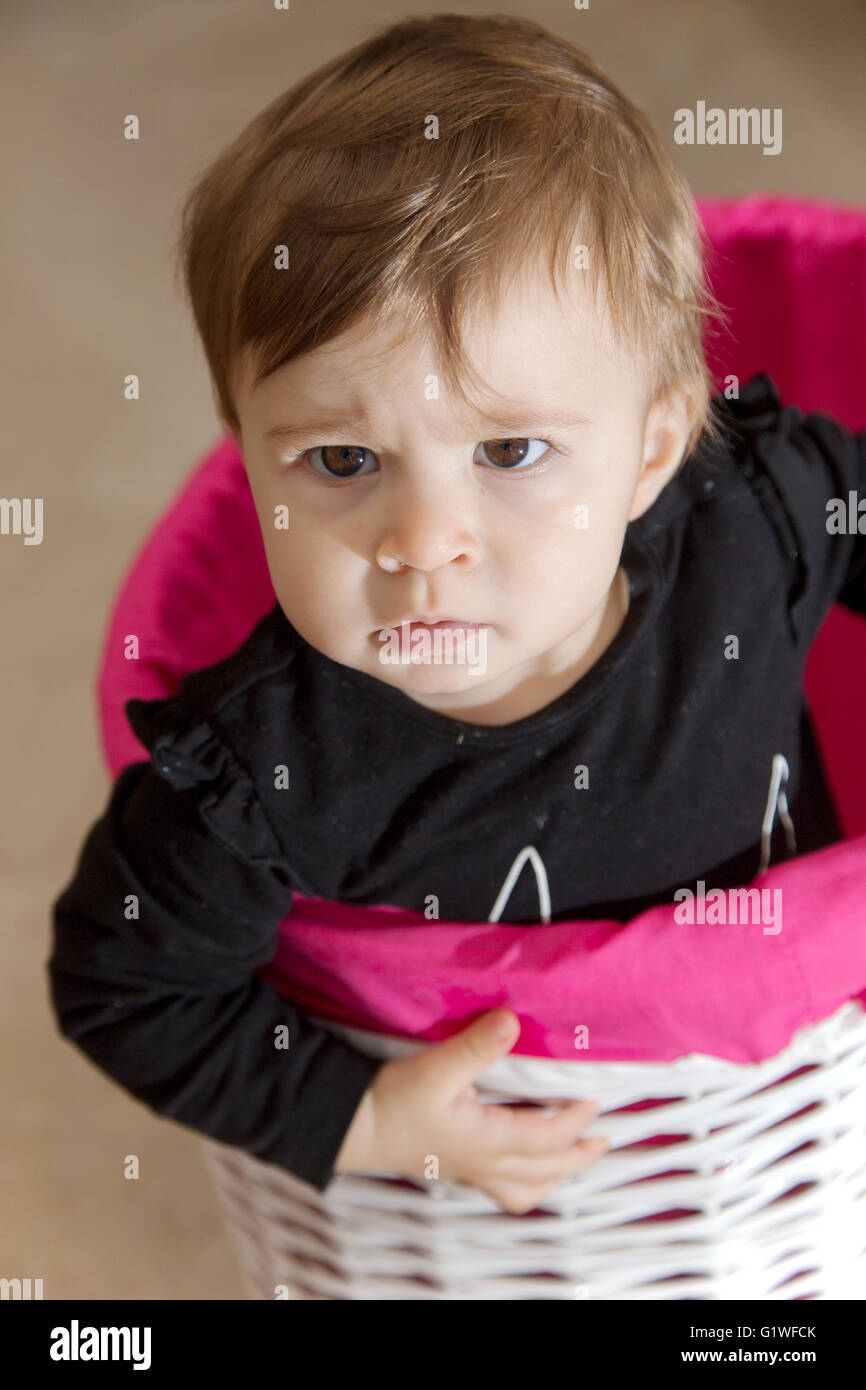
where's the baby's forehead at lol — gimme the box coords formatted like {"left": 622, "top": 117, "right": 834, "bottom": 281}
{"left": 238, "top": 259, "right": 635, "bottom": 403}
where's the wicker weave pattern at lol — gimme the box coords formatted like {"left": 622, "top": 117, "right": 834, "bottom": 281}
{"left": 202, "top": 1000, "right": 866, "bottom": 1300}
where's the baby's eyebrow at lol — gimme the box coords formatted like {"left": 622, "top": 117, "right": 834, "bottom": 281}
{"left": 265, "top": 416, "right": 369, "bottom": 443}
{"left": 264, "top": 407, "right": 593, "bottom": 443}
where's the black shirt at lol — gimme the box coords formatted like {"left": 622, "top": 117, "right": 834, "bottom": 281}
{"left": 48, "top": 375, "right": 866, "bottom": 1191}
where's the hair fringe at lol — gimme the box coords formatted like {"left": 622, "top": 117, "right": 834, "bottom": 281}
{"left": 176, "top": 12, "right": 734, "bottom": 461}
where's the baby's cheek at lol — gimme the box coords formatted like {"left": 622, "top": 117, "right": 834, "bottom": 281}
{"left": 510, "top": 488, "right": 621, "bottom": 563}
{"left": 271, "top": 532, "right": 368, "bottom": 631}
{"left": 260, "top": 528, "right": 320, "bottom": 615}
{"left": 511, "top": 502, "right": 621, "bottom": 608}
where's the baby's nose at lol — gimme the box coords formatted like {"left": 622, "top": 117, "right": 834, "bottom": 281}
{"left": 376, "top": 497, "right": 481, "bottom": 573}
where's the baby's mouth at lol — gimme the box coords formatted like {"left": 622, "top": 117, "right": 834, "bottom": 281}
{"left": 374, "top": 619, "right": 484, "bottom": 642}
{"left": 377, "top": 614, "right": 483, "bottom": 631}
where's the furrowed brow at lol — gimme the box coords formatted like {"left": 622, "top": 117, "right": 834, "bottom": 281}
{"left": 263, "top": 407, "right": 592, "bottom": 444}
{"left": 474, "top": 408, "right": 593, "bottom": 432}
{"left": 264, "top": 417, "right": 369, "bottom": 444}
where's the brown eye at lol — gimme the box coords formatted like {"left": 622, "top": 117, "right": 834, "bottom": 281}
{"left": 478, "top": 439, "right": 553, "bottom": 472}
{"left": 309, "top": 445, "right": 376, "bottom": 478}
{"left": 477, "top": 438, "right": 549, "bottom": 470}
{"left": 484, "top": 439, "right": 528, "bottom": 468}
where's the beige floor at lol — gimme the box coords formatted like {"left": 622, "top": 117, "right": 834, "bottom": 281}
{"left": 3, "top": 0, "right": 864, "bottom": 1301}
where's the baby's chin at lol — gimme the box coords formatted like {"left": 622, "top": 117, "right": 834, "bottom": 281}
{"left": 368, "top": 659, "right": 494, "bottom": 698}
{"left": 361, "top": 636, "right": 492, "bottom": 692}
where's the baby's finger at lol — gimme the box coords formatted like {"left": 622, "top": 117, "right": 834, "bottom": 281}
{"left": 483, "top": 1098, "right": 603, "bottom": 1158}
{"left": 480, "top": 1145, "right": 610, "bottom": 1216}
{"left": 488, "top": 1135, "right": 610, "bottom": 1185}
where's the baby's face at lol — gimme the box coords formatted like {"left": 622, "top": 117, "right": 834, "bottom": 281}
{"left": 233, "top": 266, "right": 691, "bottom": 723}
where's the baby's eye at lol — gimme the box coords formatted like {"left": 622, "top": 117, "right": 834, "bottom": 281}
{"left": 306, "top": 445, "right": 378, "bottom": 479}
{"left": 301, "top": 437, "right": 553, "bottom": 478}
{"left": 475, "top": 438, "right": 550, "bottom": 470}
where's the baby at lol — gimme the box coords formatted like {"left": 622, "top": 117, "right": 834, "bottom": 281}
{"left": 49, "top": 14, "right": 865, "bottom": 1222}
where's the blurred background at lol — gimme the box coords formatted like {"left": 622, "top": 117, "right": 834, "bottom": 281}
{"left": 2, "top": 0, "right": 864, "bottom": 1299}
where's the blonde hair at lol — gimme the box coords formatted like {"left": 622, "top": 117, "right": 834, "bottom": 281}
{"left": 177, "top": 12, "right": 731, "bottom": 461}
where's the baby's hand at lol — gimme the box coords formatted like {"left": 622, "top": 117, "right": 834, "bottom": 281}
{"left": 334, "top": 1010, "right": 609, "bottom": 1214}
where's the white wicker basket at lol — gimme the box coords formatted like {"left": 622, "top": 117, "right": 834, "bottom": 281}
{"left": 202, "top": 998, "right": 866, "bottom": 1300}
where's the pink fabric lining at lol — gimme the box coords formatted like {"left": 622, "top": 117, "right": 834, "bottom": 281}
{"left": 256, "top": 839, "right": 866, "bottom": 1062}
{"left": 98, "top": 195, "right": 866, "bottom": 1064}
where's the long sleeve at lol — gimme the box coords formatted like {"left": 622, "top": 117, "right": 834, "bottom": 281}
{"left": 48, "top": 747, "right": 383, "bottom": 1193}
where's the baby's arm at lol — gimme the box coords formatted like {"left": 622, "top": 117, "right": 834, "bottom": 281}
{"left": 49, "top": 743, "right": 610, "bottom": 1210}
{"left": 48, "top": 757, "right": 382, "bottom": 1192}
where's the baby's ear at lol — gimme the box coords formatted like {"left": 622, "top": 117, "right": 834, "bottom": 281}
{"left": 628, "top": 387, "right": 695, "bottom": 522}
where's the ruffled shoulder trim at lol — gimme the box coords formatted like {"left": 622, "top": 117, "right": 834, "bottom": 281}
{"left": 714, "top": 373, "right": 808, "bottom": 640}
{"left": 716, "top": 371, "right": 783, "bottom": 429}
{"left": 124, "top": 693, "right": 285, "bottom": 866}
